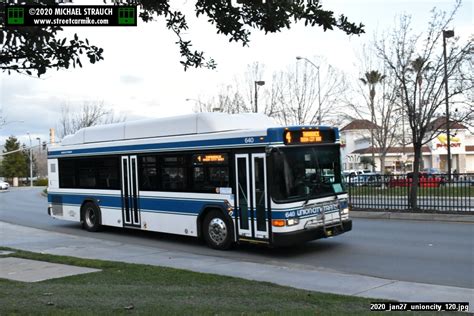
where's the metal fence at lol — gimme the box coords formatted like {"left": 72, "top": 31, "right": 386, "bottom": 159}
{"left": 347, "top": 173, "right": 474, "bottom": 213}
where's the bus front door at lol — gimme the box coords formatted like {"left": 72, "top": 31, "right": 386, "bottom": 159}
{"left": 121, "top": 155, "right": 141, "bottom": 227}
{"left": 235, "top": 153, "right": 269, "bottom": 241}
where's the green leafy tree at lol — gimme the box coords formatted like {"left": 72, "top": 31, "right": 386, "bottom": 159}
{"left": 1, "top": 136, "right": 28, "bottom": 180}
{"left": 360, "top": 156, "right": 375, "bottom": 170}
{"left": 1, "top": 0, "right": 364, "bottom": 77}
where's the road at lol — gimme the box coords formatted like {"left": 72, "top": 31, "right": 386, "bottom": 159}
{"left": 1, "top": 187, "right": 473, "bottom": 289}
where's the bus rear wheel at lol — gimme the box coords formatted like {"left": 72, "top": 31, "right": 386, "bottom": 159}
{"left": 203, "top": 210, "right": 233, "bottom": 250}
{"left": 82, "top": 202, "right": 102, "bottom": 232}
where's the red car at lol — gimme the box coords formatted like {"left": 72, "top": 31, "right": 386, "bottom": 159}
{"left": 388, "top": 172, "right": 444, "bottom": 188}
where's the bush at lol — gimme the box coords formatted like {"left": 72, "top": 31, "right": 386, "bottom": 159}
{"left": 34, "top": 178, "right": 48, "bottom": 186}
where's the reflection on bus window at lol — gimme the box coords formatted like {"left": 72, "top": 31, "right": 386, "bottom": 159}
{"left": 272, "top": 145, "right": 343, "bottom": 202}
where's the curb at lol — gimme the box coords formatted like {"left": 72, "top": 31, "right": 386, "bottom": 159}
{"left": 351, "top": 211, "right": 474, "bottom": 223}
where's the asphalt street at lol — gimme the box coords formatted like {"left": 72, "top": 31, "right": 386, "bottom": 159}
{"left": 0, "top": 187, "right": 473, "bottom": 289}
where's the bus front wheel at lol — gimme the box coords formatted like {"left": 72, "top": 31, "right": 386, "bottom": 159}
{"left": 203, "top": 210, "right": 233, "bottom": 250}
{"left": 81, "top": 202, "right": 102, "bottom": 232}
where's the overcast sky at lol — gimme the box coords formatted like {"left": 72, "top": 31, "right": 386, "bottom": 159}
{"left": 0, "top": 0, "right": 472, "bottom": 147}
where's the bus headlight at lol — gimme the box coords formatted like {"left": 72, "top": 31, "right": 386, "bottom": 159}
{"left": 286, "top": 218, "right": 300, "bottom": 226}
{"left": 341, "top": 208, "right": 349, "bottom": 215}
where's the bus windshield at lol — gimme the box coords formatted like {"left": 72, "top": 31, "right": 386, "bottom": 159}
{"left": 271, "top": 145, "right": 344, "bottom": 203}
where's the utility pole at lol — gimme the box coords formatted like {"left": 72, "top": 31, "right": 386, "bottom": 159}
{"left": 27, "top": 132, "right": 33, "bottom": 187}
{"left": 254, "top": 81, "right": 265, "bottom": 113}
{"left": 443, "top": 29, "right": 454, "bottom": 179}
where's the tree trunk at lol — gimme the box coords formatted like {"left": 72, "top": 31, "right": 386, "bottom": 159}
{"left": 380, "top": 154, "right": 386, "bottom": 175}
{"left": 409, "top": 144, "right": 422, "bottom": 210}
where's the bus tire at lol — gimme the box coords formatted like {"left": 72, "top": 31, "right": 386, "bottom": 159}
{"left": 203, "top": 210, "right": 233, "bottom": 250}
{"left": 81, "top": 202, "right": 102, "bottom": 232}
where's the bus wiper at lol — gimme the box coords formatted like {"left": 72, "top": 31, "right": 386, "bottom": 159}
{"left": 303, "top": 184, "right": 312, "bottom": 206}
{"left": 303, "top": 190, "right": 311, "bottom": 206}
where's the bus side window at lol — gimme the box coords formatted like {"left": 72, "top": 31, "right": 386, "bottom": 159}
{"left": 160, "top": 156, "right": 187, "bottom": 191}
{"left": 139, "top": 155, "right": 158, "bottom": 191}
{"left": 192, "top": 153, "right": 229, "bottom": 193}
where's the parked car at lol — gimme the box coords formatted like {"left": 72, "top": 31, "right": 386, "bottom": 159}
{"left": 355, "top": 172, "right": 384, "bottom": 187}
{"left": 0, "top": 181, "right": 10, "bottom": 190}
{"left": 388, "top": 172, "right": 444, "bottom": 188}
{"left": 343, "top": 169, "right": 369, "bottom": 186}
{"left": 422, "top": 168, "right": 442, "bottom": 174}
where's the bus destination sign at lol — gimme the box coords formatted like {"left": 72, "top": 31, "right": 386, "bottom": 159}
{"left": 284, "top": 129, "right": 336, "bottom": 145}
{"left": 194, "top": 154, "right": 227, "bottom": 164}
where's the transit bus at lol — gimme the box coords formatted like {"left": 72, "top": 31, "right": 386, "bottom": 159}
{"left": 47, "top": 113, "right": 351, "bottom": 249}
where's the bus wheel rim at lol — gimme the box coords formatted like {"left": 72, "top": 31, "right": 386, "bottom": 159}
{"left": 86, "top": 208, "right": 95, "bottom": 227}
{"left": 209, "top": 218, "right": 227, "bottom": 245}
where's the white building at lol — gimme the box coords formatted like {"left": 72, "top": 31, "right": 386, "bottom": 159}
{"left": 340, "top": 118, "right": 474, "bottom": 173}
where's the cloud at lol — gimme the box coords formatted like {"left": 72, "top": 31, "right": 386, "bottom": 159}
{"left": 120, "top": 74, "right": 143, "bottom": 85}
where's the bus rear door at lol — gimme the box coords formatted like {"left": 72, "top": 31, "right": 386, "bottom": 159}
{"left": 121, "top": 155, "right": 141, "bottom": 227}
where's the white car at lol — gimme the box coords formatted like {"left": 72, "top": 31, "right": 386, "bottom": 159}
{"left": 0, "top": 181, "right": 10, "bottom": 190}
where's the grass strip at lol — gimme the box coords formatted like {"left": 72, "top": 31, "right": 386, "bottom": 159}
{"left": 0, "top": 247, "right": 445, "bottom": 315}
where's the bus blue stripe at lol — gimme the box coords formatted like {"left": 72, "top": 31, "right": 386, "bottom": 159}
{"left": 48, "top": 193, "right": 226, "bottom": 215}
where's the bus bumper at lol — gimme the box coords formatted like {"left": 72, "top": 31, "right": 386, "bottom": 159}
{"left": 272, "top": 219, "right": 352, "bottom": 247}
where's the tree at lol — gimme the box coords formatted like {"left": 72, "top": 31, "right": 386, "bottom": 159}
{"left": 0, "top": 136, "right": 28, "bottom": 180}
{"left": 375, "top": 2, "right": 474, "bottom": 208}
{"left": 196, "top": 84, "right": 247, "bottom": 114}
{"left": 57, "top": 101, "right": 125, "bottom": 139}
{"left": 356, "top": 70, "right": 401, "bottom": 173}
{"left": 274, "top": 60, "right": 348, "bottom": 126}
{"left": 359, "top": 70, "right": 385, "bottom": 171}
{"left": 360, "top": 156, "right": 375, "bottom": 170}
{"left": 195, "top": 60, "right": 349, "bottom": 126}
{"left": 1, "top": 1, "right": 364, "bottom": 77}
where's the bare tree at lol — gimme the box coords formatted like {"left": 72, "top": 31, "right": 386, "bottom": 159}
{"left": 375, "top": 1, "right": 474, "bottom": 208}
{"left": 195, "top": 62, "right": 267, "bottom": 115}
{"left": 261, "top": 72, "right": 285, "bottom": 119}
{"left": 195, "top": 60, "right": 349, "bottom": 127}
{"left": 243, "top": 62, "right": 266, "bottom": 112}
{"left": 372, "top": 76, "right": 402, "bottom": 173}
{"left": 58, "top": 101, "right": 126, "bottom": 139}
{"left": 272, "top": 63, "right": 318, "bottom": 125}
{"left": 194, "top": 85, "right": 248, "bottom": 114}
{"left": 275, "top": 60, "right": 349, "bottom": 126}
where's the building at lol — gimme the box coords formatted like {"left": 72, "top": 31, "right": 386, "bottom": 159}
{"left": 340, "top": 118, "right": 474, "bottom": 173}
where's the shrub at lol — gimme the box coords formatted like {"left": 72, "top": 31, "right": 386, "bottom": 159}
{"left": 34, "top": 178, "right": 48, "bottom": 186}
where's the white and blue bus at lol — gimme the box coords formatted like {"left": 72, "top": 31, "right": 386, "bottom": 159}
{"left": 47, "top": 113, "right": 351, "bottom": 249}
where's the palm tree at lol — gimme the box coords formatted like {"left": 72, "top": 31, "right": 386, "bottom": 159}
{"left": 409, "top": 56, "right": 431, "bottom": 109}
{"left": 360, "top": 70, "right": 386, "bottom": 171}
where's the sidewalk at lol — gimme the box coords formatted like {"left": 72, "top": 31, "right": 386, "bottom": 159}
{"left": 351, "top": 210, "right": 474, "bottom": 222}
{"left": 0, "top": 221, "right": 472, "bottom": 306}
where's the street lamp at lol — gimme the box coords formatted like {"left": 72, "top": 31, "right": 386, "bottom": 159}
{"left": 254, "top": 81, "right": 265, "bottom": 113}
{"left": 296, "top": 56, "right": 322, "bottom": 124}
{"left": 443, "top": 29, "right": 454, "bottom": 179}
{"left": 27, "top": 132, "right": 33, "bottom": 187}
